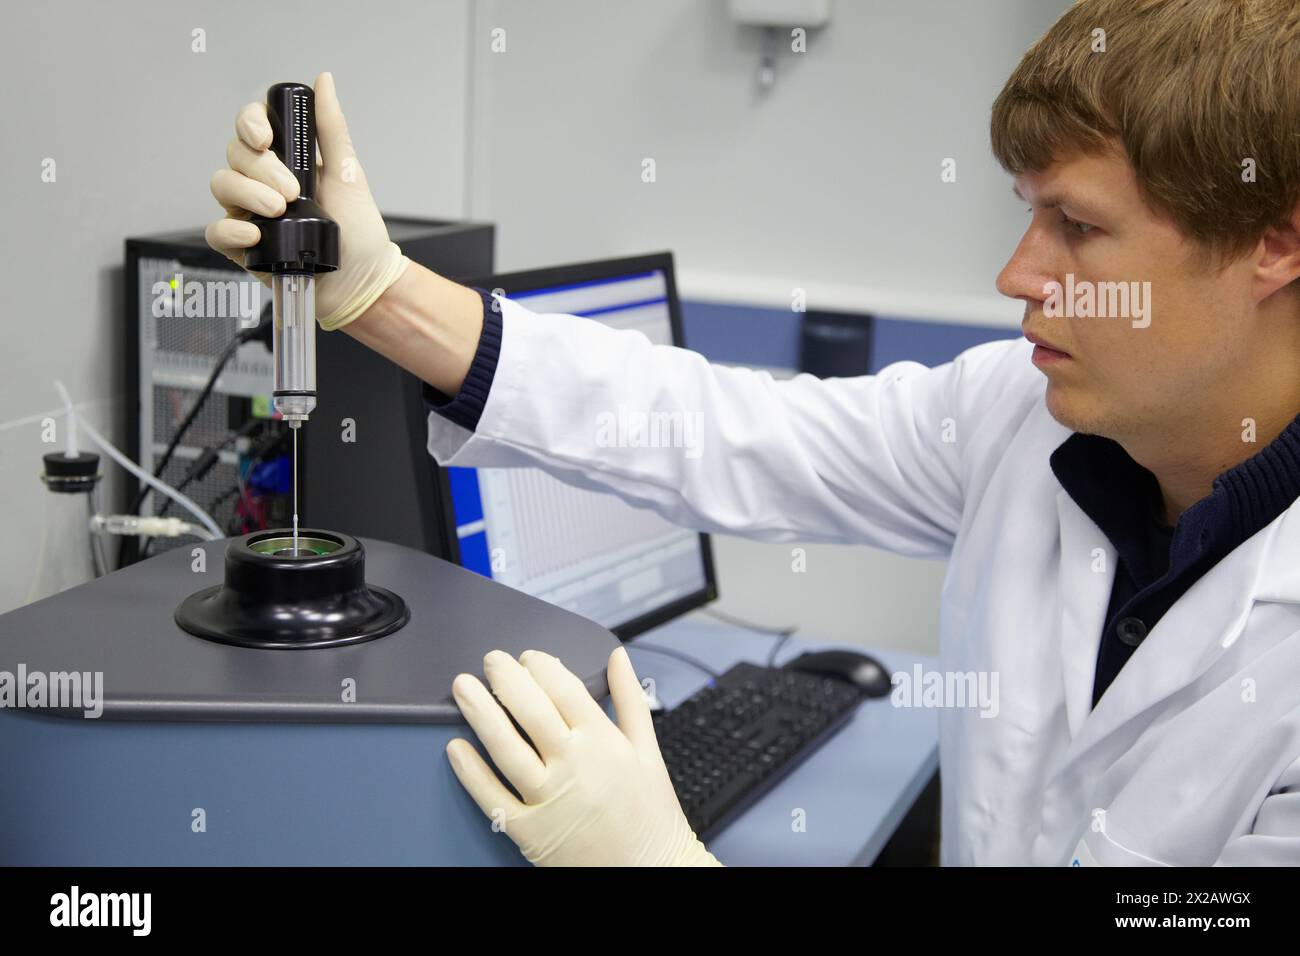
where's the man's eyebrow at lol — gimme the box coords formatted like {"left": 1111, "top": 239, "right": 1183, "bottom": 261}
{"left": 1012, "top": 183, "right": 1108, "bottom": 219}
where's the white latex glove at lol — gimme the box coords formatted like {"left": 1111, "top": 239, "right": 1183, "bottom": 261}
{"left": 205, "top": 71, "right": 408, "bottom": 331}
{"left": 447, "top": 647, "right": 723, "bottom": 867}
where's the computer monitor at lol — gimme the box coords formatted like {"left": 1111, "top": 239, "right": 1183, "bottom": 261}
{"left": 438, "top": 253, "right": 717, "bottom": 639}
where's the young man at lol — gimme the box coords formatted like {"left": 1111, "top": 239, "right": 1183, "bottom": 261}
{"left": 208, "top": 0, "right": 1300, "bottom": 865}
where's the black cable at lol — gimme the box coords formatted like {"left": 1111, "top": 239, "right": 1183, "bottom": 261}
{"left": 140, "top": 424, "right": 288, "bottom": 558}
{"left": 129, "top": 328, "right": 248, "bottom": 514}
{"left": 197, "top": 484, "right": 244, "bottom": 531}
{"left": 625, "top": 642, "right": 721, "bottom": 680}
{"left": 630, "top": 607, "right": 802, "bottom": 680}
{"left": 765, "top": 631, "right": 795, "bottom": 667}
{"left": 700, "top": 606, "right": 797, "bottom": 637}
{"left": 139, "top": 419, "right": 266, "bottom": 556}
{"left": 119, "top": 307, "right": 272, "bottom": 568}
{"left": 156, "top": 417, "right": 264, "bottom": 516}
{"left": 698, "top": 607, "right": 798, "bottom": 665}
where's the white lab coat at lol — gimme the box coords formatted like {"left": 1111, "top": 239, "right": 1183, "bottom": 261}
{"left": 426, "top": 296, "right": 1300, "bottom": 866}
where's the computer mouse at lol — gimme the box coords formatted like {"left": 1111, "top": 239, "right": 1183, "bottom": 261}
{"left": 784, "top": 649, "right": 893, "bottom": 698}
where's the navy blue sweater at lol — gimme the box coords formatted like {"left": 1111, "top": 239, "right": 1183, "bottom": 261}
{"left": 421, "top": 288, "right": 503, "bottom": 431}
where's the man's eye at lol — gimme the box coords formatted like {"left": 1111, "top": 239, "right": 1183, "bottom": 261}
{"left": 1060, "top": 212, "right": 1095, "bottom": 236}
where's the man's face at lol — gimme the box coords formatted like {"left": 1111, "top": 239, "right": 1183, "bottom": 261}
{"left": 997, "top": 148, "right": 1257, "bottom": 444}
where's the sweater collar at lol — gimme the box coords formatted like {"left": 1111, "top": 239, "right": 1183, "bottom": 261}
{"left": 1050, "top": 413, "right": 1300, "bottom": 577}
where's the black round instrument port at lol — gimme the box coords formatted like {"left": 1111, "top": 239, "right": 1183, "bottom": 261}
{"left": 174, "top": 530, "right": 408, "bottom": 650}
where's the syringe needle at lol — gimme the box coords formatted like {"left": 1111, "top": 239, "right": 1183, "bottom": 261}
{"left": 292, "top": 426, "right": 299, "bottom": 552}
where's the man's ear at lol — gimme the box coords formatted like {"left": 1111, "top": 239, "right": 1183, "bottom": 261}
{"left": 1254, "top": 200, "right": 1300, "bottom": 302}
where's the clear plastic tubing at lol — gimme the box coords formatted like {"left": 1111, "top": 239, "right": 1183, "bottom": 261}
{"left": 272, "top": 271, "right": 316, "bottom": 428}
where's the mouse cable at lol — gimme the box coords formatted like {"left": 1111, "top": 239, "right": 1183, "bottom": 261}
{"left": 700, "top": 606, "right": 797, "bottom": 637}
{"left": 624, "top": 642, "right": 721, "bottom": 681}
{"left": 698, "top": 607, "right": 799, "bottom": 665}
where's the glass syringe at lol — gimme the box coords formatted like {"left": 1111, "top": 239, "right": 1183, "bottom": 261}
{"left": 245, "top": 83, "right": 340, "bottom": 554}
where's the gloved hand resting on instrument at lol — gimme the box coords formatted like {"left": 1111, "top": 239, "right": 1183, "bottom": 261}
{"left": 205, "top": 71, "right": 408, "bottom": 331}
{"left": 447, "top": 646, "right": 723, "bottom": 867}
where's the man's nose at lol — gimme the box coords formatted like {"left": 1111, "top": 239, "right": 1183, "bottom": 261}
{"left": 996, "top": 227, "right": 1055, "bottom": 305}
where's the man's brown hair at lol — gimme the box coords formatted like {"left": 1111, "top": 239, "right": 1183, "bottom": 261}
{"left": 991, "top": 0, "right": 1300, "bottom": 267}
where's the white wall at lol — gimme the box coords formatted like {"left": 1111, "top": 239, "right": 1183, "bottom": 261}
{"left": 466, "top": 0, "right": 1070, "bottom": 325}
{"left": 703, "top": 537, "right": 950, "bottom": 656}
{"left": 0, "top": 0, "right": 472, "bottom": 612}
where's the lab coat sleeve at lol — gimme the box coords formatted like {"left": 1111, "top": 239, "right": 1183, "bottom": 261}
{"left": 426, "top": 296, "right": 1030, "bottom": 557}
{"left": 1215, "top": 756, "right": 1300, "bottom": 865}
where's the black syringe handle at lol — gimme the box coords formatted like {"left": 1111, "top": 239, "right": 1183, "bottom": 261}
{"left": 265, "top": 82, "right": 319, "bottom": 202}
{"left": 245, "top": 82, "right": 339, "bottom": 275}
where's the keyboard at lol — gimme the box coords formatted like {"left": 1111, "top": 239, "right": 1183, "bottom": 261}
{"left": 652, "top": 661, "right": 865, "bottom": 840}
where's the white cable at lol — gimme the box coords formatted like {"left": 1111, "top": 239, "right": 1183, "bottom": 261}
{"left": 52, "top": 381, "right": 223, "bottom": 539}
{"left": 63, "top": 397, "right": 78, "bottom": 456}
{"left": 0, "top": 399, "right": 107, "bottom": 435}
{"left": 91, "top": 514, "right": 218, "bottom": 541}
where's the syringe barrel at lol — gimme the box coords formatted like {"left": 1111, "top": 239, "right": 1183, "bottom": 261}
{"left": 272, "top": 272, "right": 317, "bottom": 424}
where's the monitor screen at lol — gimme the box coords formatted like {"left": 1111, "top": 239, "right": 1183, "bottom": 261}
{"left": 444, "top": 257, "right": 716, "bottom": 637}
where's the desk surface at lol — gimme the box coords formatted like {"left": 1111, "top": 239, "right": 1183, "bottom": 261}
{"left": 627, "top": 615, "right": 939, "bottom": 867}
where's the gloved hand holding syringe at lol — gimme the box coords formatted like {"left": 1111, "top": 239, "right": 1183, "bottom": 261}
{"left": 206, "top": 73, "right": 410, "bottom": 554}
